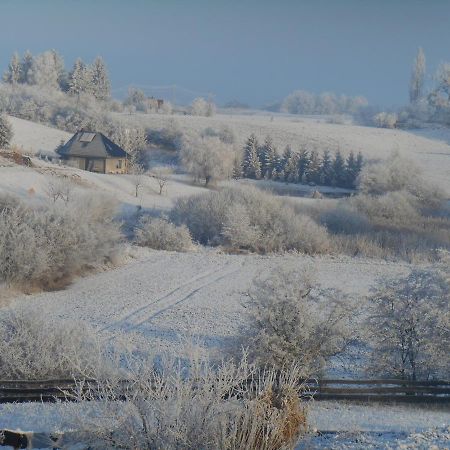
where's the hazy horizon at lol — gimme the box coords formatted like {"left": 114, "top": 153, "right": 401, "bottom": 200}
{"left": 1, "top": 0, "right": 450, "bottom": 107}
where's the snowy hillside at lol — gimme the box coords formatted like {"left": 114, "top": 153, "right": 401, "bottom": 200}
{"left": 8, "top": 115, "right": 71, "bottom": 155}
{"left": 120, "top": 111, "right": 450, "bottom": 195}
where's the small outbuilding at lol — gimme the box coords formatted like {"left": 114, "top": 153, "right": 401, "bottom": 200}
{"left": 56, "top": 130, "right": 130, "bottom": 174}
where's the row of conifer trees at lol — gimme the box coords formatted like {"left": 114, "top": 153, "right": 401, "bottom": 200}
{"left": 239, "top": 134, "right": 363, "bottom": 189}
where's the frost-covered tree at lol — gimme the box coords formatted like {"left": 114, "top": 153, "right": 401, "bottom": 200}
{"left": 242, "top": 134, "right": 261, "bottom": 179}
{"left": 51, "top": 50, "right": 68, "bottom": 91}
{"left": 284, "top": 149, "right": 299, "bottom": 183}
{"left": 297, "top": 149, "right": 310, "bottom": 183}
{"left": 0, "top": 115, "right": 13, "bottom": 148}
{"left": 332, "top": 150, "right": 346, "bottom": 187}
{"left": 180, "top": 136, "right": 234, "bottom": 186}
{"left": 281, "top": 90, "right": 316, "bottom": 114}
{"left": 69, "top": 58, "right": 89, "bottom": 97}
{"left": 367, "top": 269, "right": 450, "bottom": 380}
{"left": 90, "top": 56, "right": 111, "bottom": 101}
{"left": 3, "top": 52, "right": 21, "bottom": 85}
{"left": 307, "top": 150, "right": 321, "bottom": 184}
{"left": 19, "top": 50, "right": 34, "bottom": 84}
{"left": 245, "top": 268, "right": 353, "bottom": 375}
{"left": 123, "top": 87, "right": 147, "bottom": 111}
{"left": 409, "top": 47, "right": 426, "bottom": 104}
{"left": 29, "top": 50, "right": 61, "bottom": 88}
{"left": 191, "top": 97, "right": 216, "bottom": 117}
{"left": 111, "top": 126, "right": 147, "bottom": 164}
{"left": 345, "top": 151, "right": 360, "bottom": 188}
{"left": 319, "top": 150, "right": 333, "bottom": 186}
{"left": 260, "top": 135, "right": 276, "bottom": 178}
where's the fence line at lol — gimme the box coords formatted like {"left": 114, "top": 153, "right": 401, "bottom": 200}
{"left": 1, "top": 378, "right": 449, "bottom": 404}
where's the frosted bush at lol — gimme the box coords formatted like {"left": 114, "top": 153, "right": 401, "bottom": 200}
{"left": 0, "top": 193, "right": 121, "bottom": 290}
{"left": 367, "top": 268, "right": 450, "bottom": 380}
{"left": 70, "top": 353, "right": 307, "bottom": 450}
{"left": 349, "top": 191, "right": 420, "bottom": 225}
{"left": 180, "top": 135, "right": 234, "bottom": 186}
{"left": 0, "top": 308, "right": 117, "bottom": 380}
{"left": 373, "top": 111, "right": 398, "bottom": 128}
{"left": 171, "top": 186, "right": 329, "bottom": 254}
{"left": 319, "top": 204, "right": 372, "bottom": 234}
{"left": 190, "top": 97, "right": 216, "bottom": 116}
{"left": 135, "top": 216, "right": 192, "bottom": 251}
{"left": 244, "top": 268, "right": 354, "bottom": 376}
{"left": 357, "top": 152, "right": 445, "bottom": 210}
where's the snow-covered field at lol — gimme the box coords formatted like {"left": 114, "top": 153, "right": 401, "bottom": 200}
{"left": 119, "top": 111, "right": 450, "bottom": 195}
{"left": 1, "top": 116, "right": 449, "bottom": 446}
{"left": 7, "top": 247, "right": 410, "bottom": 363}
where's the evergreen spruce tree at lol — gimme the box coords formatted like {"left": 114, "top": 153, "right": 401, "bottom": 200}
{"left": 51, "top": 50, "right": 68, "bottom": 91}
{"left": 285, "top": 151, "right": 300, "bottom": 183}
{"left": 332, "top": 150, "right": 346, "bottom": 187}
{"left": 69, "top": 58, "right": 89, "bottom": 97}
{"left": 0, "top": 115, "right": 13, "bottom": 148}
{"left": 90, "top": 56, "right": 111, "bottom": 101}
{"left": 319, "top": 150, "right": 333, "bottom": 186}
{"left": 355, "top": 151, "right": 363, "bottom": 173}
{"left": 20, "top": 50, "right": 34, "bottom": 84}
{"left": 260, "top": 136, "right": 276, "bottom": 178}
{"left": 307, "top": 150, "right": 321, "bottom": 184}
{"left": 232, "top": 150, "right": 243, "bottom": 179}
{"left": 345, "top": 151, "right": 359, "bottom": 188}
{"left": 3, "top": 52, "right": 21, "bottom": 84}
{"left": 243, "top": 134, "right": 261, "bottom": 179}
{"left": 297, "top": 148, "right": 310, "bottom": 183}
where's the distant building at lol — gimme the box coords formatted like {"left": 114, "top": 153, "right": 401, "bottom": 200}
{"left": 56, "top": 130, "right": 130, "bottom": 174}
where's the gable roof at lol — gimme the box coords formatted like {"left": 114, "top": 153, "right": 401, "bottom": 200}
{"left": 57, "top": 130, "right": 129, "bottom": 159}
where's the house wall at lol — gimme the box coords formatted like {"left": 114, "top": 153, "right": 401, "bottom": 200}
{"left": 105, "top": 158, "right": 128, "bottom": 174}
{"left": 65, "top": 157, "right": 85, "bottom": 170}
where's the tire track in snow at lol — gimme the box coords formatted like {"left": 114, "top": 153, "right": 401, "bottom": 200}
{"left": 102, "top": 263, "right": 239, "bottom": 334}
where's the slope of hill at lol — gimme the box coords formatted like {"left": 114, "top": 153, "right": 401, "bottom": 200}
{"left": 8, "top": 115, "right": 71, "bottom": 155}
{"left": 120, "top": 111, "right": 450, "bottom": 195}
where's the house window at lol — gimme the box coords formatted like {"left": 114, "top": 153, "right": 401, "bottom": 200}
{"left": 117, "top": 160, "right": 122, "bottom": 169}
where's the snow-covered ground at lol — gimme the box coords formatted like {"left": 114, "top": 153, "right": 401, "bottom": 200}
{"left": 118, "top": 111, "right": 450, "bottom": 195}
{"left": 8, "top": 115, "right": 71, "bottom": 156}
{"left": 1, "top": 400, "right": 449, "bottom": 449}
{"left": 1, "top": 116, "right": 449, "bottom": 444}
{"left": 7, "top": 247, "right": 410, "bottom": 367}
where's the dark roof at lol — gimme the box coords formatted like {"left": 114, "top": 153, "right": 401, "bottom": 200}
{"left": 57, "top": 130, "right": 129, "bottom": 159}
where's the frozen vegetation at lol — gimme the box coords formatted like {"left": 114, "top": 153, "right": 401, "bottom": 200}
{"left": 0, "top": 47, "right": 450, "bottom": 448}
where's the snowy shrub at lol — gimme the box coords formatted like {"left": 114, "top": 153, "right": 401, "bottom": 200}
{"left": 201, "top": 125, "right": 236, "bottom": 144}
{"left": 0, "top": 193, "right": 121, "bottom": 290}
{"left": 0, "top": 307, "right": 117, "bottom": 380}
{"left": 190, "top": 97, "right": 216, "bottom": 116}
{"left": 0, "top": 114, "right": 13, "bottom": 148}
{"left": 70, "top": 353, "right": 307, "bottom": 450}
{"left": 319, "top": 205, "right": 372, "bottom": 235}
{"left": 373, "top": 112, "right": 398, "bottom": 128}
{"left": 147, "top": 119, "right": 184, "bottom": 150}
{"left": 243, "top": 268, "right": 354, "bottom": 376}
{"left": 171, "top": 186, "right": 329, "bottom": 254}
{"left": 135, "top": 216, "right": 192, "bottom": 251}
{"left": 180, "top": 135, "right": 235, "bottom": 186}
{"left": 349, "top": 191, "right": 421, "bottom": 225}
{"left": 366, "top": 268, "right": 450, "bottom": 380}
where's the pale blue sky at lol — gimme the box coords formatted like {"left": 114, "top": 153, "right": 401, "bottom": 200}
{"left": 1, "top": 0, "right": 449, "bottom": 106}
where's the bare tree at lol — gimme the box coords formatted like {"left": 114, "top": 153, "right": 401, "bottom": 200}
{"left": 151, "top": 166, "right": 173, "bottom": 195}
{"left": 366, "top": 268, "right": 450, "bottom": 380}
{"left": 129, "top": 161, "right": 146, "bottom": 197}
{"left": 46, "top": 176, "right": 74, "bottom": 204}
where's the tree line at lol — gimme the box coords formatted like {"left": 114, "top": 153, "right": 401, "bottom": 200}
{"left": 3, "top": 50, "right": 111, "bottom": 101}
{"left": 240, "top": 134, "right": 363, "bottom": 189}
